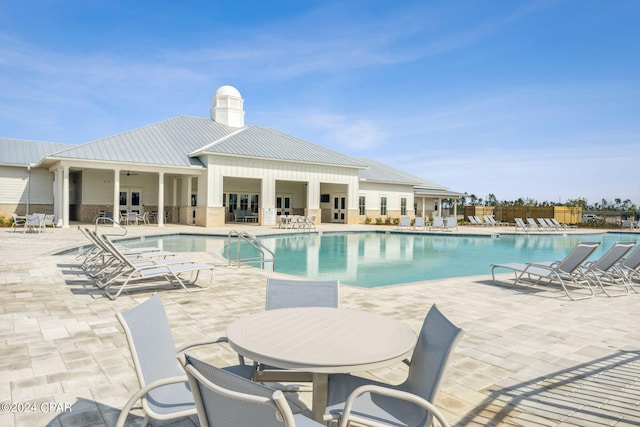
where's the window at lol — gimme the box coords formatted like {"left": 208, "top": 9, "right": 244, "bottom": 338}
{"left": 240, "top": 194, "right": 249, "bottom": 210}
{"left": 401, "top": 197, "right": 407, "bottom": 216}
{"left": 380, "top": 197, "right": 387, "bottom": 216}
{"left": 359, "top": 196, "right": 366, "bottom": 215}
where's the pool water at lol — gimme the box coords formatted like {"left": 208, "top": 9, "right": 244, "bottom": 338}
{"left": 121, "top": 232, "right": 638, "bottom": 288}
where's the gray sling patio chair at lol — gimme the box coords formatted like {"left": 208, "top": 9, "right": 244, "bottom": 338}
{"left": 265, "top": 278, "right": 339, "bottom": 310}
{"left": 579, "top": 241, "right": 636, "bottom": 297}
{"left": 613, "top": 244, "right": 640, "bottom": 292}
{"left": 398, "top": 215, "right": 411, "bottom": 230}
{"left": 430, "top": 216, "right": 445, "bottom": 231}
{"left": 115, "top": 294, "right": 253, "bottom": 427}
{"left": 413, "top": 216, "right": 426, "bottom": 230}
{"left": 323, "top": 304, "right": 462, "bottom": 427}
{"left": 178, "top": 353, "right": 325, "bottom": 427}
{"left": 491, "top": 241, "right": 602, "bottom": 301}
{"left": 256, "top": 278, "right": 340, "bottom": 385}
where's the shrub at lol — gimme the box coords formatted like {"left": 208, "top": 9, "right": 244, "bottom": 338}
{"left": 375, "top": 217, "right": 383, "bottom": 225}
{"left": 365, "top": 216, "right": 372, "bottom": 224}
{"left": 392, "top": 217, "right": 400, "bottom": 225}
{"left": 384, "top": 217, "right": 392, "bottom": 225}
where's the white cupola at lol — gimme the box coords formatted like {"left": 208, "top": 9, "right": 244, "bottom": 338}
{"left": 210, "top": 85, "right": 245, "bottom": 127}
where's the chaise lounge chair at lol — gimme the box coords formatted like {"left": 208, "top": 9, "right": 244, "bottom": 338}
{"left": 398, "top": 215, "right": 411, "bottom": 230}
{"left": 579, "top": 241, "right": 636, "bottom": 297}
{"left": 490, "top": 241, "right": 602, "bottom": 300}
{"left": 98, "top": 235, "right": 215, "bottom": 300}
{"left": 413, "top": 216, "right": 426, "bottom": 230}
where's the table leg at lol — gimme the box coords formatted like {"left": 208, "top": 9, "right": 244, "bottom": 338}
{"left": 312, "top": 372, "right": 328, "bottom": 422}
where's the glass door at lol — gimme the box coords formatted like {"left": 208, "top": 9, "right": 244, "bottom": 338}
{"left": 332, "top": 194, "right": 346, "bottom": 223}
{"left": 119, "top": 188, "right": 142, "bottom": 215}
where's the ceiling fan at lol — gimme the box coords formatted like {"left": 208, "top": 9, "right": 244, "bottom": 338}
{"left": 125, "top": 170, "right": 139, "bottom": 176}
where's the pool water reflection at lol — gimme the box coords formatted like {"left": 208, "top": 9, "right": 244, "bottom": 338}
{"left": 123, "top": 232, "right": 637, "bottom": 288}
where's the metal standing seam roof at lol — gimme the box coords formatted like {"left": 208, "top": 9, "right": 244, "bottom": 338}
{"left": 192, "top": 125, "right": 368, "bottom": 168}
{"left": 48, "top": 116, "right": 368, "bottom": 169}
{"left": 0, "top": 138, "right": 74, "bottom": 166}
{"left": 355, "top": 157, "right": 448, "bottom": 189}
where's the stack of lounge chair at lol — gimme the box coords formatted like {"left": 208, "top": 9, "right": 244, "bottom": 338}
{"left": 77, "top": 227, "right": 216, "bottom": 300}
{"left": 491, "top": 240, "right": 640, "bottom": 300}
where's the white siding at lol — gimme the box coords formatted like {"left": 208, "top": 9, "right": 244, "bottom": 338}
{"left": 358, "top": 181, "right": 414, "bottom": 211}
{"left": 0, "top": 166, "right": 54, "bottom": 204}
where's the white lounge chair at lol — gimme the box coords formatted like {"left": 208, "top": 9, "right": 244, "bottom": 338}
{"left": 514, "top": 218, "right": 528, "bottom": 232}
{"left": 607, "top": 243, "right": 640, "bottom": 293}
{"left": 179, "top": 353, "right": 324, "bottom": 427}
{"left": 550, "top": 218, "right": 577, "bottom": 230}
{"left": 487, "top": 215, "right": 508, "bottom": 226}
{"left": 413, "top": 216, "right": 426, "bottom": 230}
{"left": 430, "top": 216, "right": 445, "bottom": 231}
{"left": 526, "top": 218, "right": 541, "bottom": 231}
{"left": 323, "top": 305, "right": 462, "bottom": 427}
{"left": 398, "top": 215, "right": 410, "bottom": 230}
{"left": 537, "top": 218, "right": 553, "bottom": 231}
{"left": 445, "top": 216, "right": 458, "bottom": 231}
{"left": 491, "top": 241, "right": 602, "bottom": 300}
{"left": 99, "top": 235, "right": 214, "bottom": 300}
{"left": 115, "top": 295, "right": 253, "bottom": 427}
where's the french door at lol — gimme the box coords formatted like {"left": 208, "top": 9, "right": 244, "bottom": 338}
{"left": 119, "top": 188, "right": 142, "bottom": 214}
{"left": 332, "top": 194, "right": 346, "bottom": 223}
{"left": 276, "top": 194, "right": 292, "bottom": 216}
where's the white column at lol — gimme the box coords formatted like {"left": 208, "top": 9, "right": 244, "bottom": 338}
{"left": 113, "top": 169, "right": 121, "bottom": 226}
{"left": 62, "top": 166, "right": 70, "bottom": 228}
{"left": 437, "top": 197, "right": 442, "bottom": 217}
{"left": 158, "top": 172, "right": 165, "bottom": 227}
{"left": 453, "top": 197, "right": 458, "bottom": 217}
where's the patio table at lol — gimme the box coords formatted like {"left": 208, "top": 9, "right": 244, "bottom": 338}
{"left": 226, "top": 307, "right": 416, "bottom": 421}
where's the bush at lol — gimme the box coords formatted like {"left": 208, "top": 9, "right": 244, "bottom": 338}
{"left": 392, "top": 217, "right": 400, "bottom": 225}
{"left": 375, "top": 217, "right": 383, "bottom": 225}
{"left": 365, "top": 216, "right": 372, "bottom": 224}
{"left": 384, "top": 217, "right": 392, "bottom": 225}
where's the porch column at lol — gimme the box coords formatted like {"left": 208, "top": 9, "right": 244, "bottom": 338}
{"left": 453, "top": 197, "right": 458, "bottom": 217}
{"left": 62, "top": 165, "right": 70, "bottom": 228}
{"left": 112, "top": 169, "right": 121, "bottom": 226}
{"left": 437, "top": 197, "right": 442, "bottom": 217}
{"left": 158, "top": 172, "right": 165, "bottom": 227}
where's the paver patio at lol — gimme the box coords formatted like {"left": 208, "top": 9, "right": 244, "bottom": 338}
{"left": 1, "top": 223, "right": 639, "bottom": 426}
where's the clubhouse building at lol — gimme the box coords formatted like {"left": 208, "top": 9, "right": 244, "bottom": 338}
{"left": 0, "top": 86, "right": 463, "bottom": 227}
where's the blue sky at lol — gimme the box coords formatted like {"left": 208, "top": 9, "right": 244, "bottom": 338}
{"left": 1, "top": 0, "right": 639, "bottom": 205}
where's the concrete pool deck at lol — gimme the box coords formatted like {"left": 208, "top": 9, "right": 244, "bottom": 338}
{"left": 1, "top": 223, "right": 639, "bottom": 426}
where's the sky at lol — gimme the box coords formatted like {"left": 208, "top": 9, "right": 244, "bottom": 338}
{"left": 1, "top": 0, "right": 639, "bottom": 206}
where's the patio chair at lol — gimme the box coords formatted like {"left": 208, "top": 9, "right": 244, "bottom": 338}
{"left": 474, "top": 216, "right": 488, "bottom": 226}
{"left": 579, "top": 241, "right": 636, "bottom": 297}
{"left": 486, "top": 215, "right": 507, "bottom": 226}
{"left": 256, "top": 278, "right": 340, "bottom": 385}
{"left": 25, "top": 213, "right": 44, "bottom": 233}
{"left": 445, "top": 216, "right": 458, "bottom": 232}
{"left": 323, "top": 304, "right": 462, "bottom": 427}
{"left": 514, "top": 218, "right": 528, "bottom": 232}
{"left": 490, "top": 241, "right": 602, "bottom": 300}
{"left": 537, "top": 218, "right": 553, "bottom": 231}
{"left": 265, "top": 278, "right": 339, "bottom": 310}
{"left": 612, "top": 244, "right": 640, "bottom": 293}
{"left": 178, "top": 353, "right": 325, "bottom": 427}
{"left": 11, "top": 213, "right": 26, "bottom": 232}
{"left": 430, "top": 216, "right": 445, "bottom": 231}
{"left": 115, "top": 295, "right": 253, "bottom": 427}
{"left": 398, "top": 216, "right": 411, "bottom": 230}
{"left": 98, "top": 235, "right": 214, "bottom": 300}
{"left": 467, "top": 216, "right": 479, "bottom": 225}
{"left": 43, "top": 214, "right": 56, "bottom": 229}
{"left": 526, "top": 218, "right": 540, "bottom": 231}
{"left": 550, "top": 218, "right": 577, "bottom": 230}
{"left": 413, "top": 216, "right": 426, "bottom": 230}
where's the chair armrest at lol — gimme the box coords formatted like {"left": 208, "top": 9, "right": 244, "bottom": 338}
{"left": 176, "top": 336, "right": 247, "bottom": 365}
{"left": 115, "top": 375, "right": 190, "bottom": 427}
{"left": 337, "top": 384, "right": 450, "bottom": 427}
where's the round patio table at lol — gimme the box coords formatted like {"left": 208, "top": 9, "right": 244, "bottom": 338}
{"left": 226, "top": 307, "right": 416, "bottom": 421}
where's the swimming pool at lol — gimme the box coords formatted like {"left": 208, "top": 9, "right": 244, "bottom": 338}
{"left": 120, "top": 232, "right": 638, "bottom": 288}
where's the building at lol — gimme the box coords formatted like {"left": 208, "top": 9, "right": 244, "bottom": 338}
{"left": 0, "top": 86, "right": 463, "bottom": 227}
